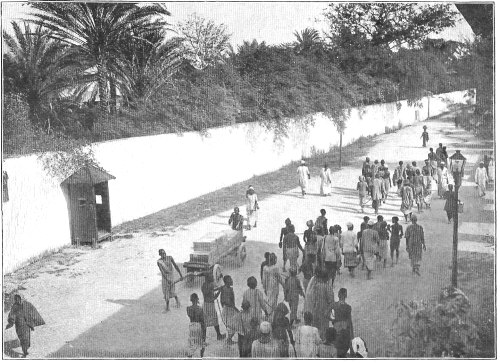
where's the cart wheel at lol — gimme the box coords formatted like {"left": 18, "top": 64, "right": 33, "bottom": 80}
{"left": 237, "top": 245, "right": 247, "bottom": 266}
{"left": 213, "top": 264, "right": 224, "bottom": 287}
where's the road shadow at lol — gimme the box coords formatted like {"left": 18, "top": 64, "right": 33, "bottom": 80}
{"left": 48, "top": 240, "right": 277, "bottom": 358}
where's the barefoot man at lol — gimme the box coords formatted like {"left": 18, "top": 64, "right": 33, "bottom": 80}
{"left": 158, "top": 249, "right": 183, "bottom": 312}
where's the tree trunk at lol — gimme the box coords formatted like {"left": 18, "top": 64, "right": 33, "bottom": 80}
{"left": 339, "top": 132, "right": 343, "bottom": 169}
{"left": 96, "top": 62, "right": 109, "bottom": 130}
{"left": 109, "top": 77, "right": 117, "bottom": 115}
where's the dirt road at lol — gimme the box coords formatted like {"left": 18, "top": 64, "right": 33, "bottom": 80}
{"left": 3, "top": 112, "right": 494, "bottom": 358}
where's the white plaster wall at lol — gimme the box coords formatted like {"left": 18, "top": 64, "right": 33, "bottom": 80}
{"left": 2, "top": 90, "right": 473, "bottom": 273}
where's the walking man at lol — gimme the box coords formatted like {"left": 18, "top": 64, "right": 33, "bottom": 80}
{"left": 157, "top": 249, "right": 183, "bottom": 312}
{"left": 372, "top": 173, "right": 383, "bottom": 214}
{"left": 362, "top": 157, "right": 371, "bottom": 178}
{"left": 380, "top": 160, "right": 391, "bottom": 202}
{"left": 280, "top": 218, "right": 293, "bottom": 272}
{"left": 283, "top": 225, "right": 304, "bottom": 271}
{"left": 361, "top": 220, "right": 380, "bottom": 280}
{"left": 405, "top": 215, "right": 426, "bottom": 276}
{"left": 6, "top": 295, "right": 42, "bottom": 358}
{"left": 297, "top": 160, "right": 310, "bottom": 197}
{"left": 475, "top": 162, "right": 488, "bottom": 197}
{"left": 428, "top": 148, "right": 438, "bottom": 179}
{"left": 393, "top": 161, "right": 405, "bottom": 194}
{"left": 356, "top": 176, "right": 368, "bottom": 213}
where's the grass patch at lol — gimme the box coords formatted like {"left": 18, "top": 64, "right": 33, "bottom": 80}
{"left": 113, "top": 134, "right": 377, "bottom": 233}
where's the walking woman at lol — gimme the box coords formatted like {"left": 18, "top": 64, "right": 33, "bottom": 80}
{"left": 242, "top": 276, "right": 268, "bottom": 324}
{"left": 262, "top": 253, "right": 284, "bottom": 320}
{"left": 303, "top": 220, "right": 318, "bottom": 267}
{"left": 219, "top": 275, "right": 242, "bottom": 344}
{"left": 320, "top": 163, "right": 332, "bottom": 196}
{"left": 331, "top": 288, "right": 354, "bottom": 358}
{"left": 400, "top": 179, "right": 414, "bottom": 223}
{"left": 6, "top": 295, "right": 40, "bottom": 358}
{"left": 303, "top": 268, "right": 335, "bottom": 339}
{"left": 246, "top": 186, "right": 259, "bottom": 229}
{"left": 437, "top": 162, "right": 450, "bottom": 198}
{"left": 342, "top": 222, "right": 358, "bottom": 277}
{"left": 186, "top": 293, "right": 206, "bottom": 358}
{"left": 413, "top": 169, "right": 425, "bottom": 213}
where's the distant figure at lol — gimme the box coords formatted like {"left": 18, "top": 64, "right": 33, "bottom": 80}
{"left": 320, "top": 163, "right": 332, "bottom": 196}
{"left": 374, "top": 216, "right": 389, "bottom": 268}
{"left": 357, "top": 176, "right": 368, "bottom": 213}
{"left": 320, "top": 226, "right": 342, "bottom": 284}
{"left": 246, "top": 186, "right": 259, "bottom": 228}
{"left": 421, "top": 159, "right": 432, "bottom": 186}
{"left": 157, "top": 249, "right": 183, "bottom": 312}
{"left": 420, "top": 125, "right": 429, "bottom": 147}
{"left": 251, "top": 322, "right": 280, "bottom": 358}
{"left": 371, "top": 160, "right": 380, "bottom": 179}
{"left": 475, "top": 162, "right": 488, "bottom": 197}
{"left": 389, "top": 216, "right": 403, "bottom": 266}
{"left": 361, "top": 220, "right": 379, "bottom": 280}
{"left": 331, "top": 288, "right": 354, "bottom": 358}
{"left": 260, "top": 252, "right": 270, "bottom": 283}
{"left": 443, "top": 184, "right": 456, "bottom": 224}
{"left": 436, "top": 143, "right": 444, "bottom": 164}
{"left": 228, "top": 207, "right": 244, "bottom": 231}
{"left": 442, "top": 146, "right": 449, "bottom": 167}
{"left": 299, "top": 254, "right": 314, "bottom": 295}
{"left": 186, "top": 293, "right": 206, "bottom": 358}
{"left": 405, "top": 215, "right": 426, "bottom": 276}
{"left": 295, "top": 311, "right": 322, "bottom": 357}
{"left": 6, "top": 295, "right": 43, "bottom": 358}
{"left": 297, "top": 160, "right": 310, "bottom": 197}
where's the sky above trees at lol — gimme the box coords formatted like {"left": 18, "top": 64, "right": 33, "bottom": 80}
{"left": 2, "top": 2, "right": 474, "bottom": 47}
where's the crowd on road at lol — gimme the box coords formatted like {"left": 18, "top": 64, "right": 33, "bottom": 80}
{"left": 149, "top": 127, "right": 495, "bottom": 358}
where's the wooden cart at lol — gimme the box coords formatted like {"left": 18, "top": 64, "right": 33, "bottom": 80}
{"left": 183, "top": 229, "right": 247, "bottom": 284}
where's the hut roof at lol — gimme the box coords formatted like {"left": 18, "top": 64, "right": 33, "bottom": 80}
{"left": 60, "top": 164, "right": 115, "bottom": 185}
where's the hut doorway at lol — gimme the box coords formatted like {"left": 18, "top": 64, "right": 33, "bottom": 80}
{"left": 61, "top": 165, "right": 115, "bottom": 245}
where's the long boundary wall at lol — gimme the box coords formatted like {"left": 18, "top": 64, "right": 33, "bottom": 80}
{"left": 2, "top": 90, "right": 474, "bottom": 273}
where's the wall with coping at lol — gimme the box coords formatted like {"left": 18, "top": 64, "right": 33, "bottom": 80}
{"left": 2, "top": 90, "right": 473, "bottom": 273}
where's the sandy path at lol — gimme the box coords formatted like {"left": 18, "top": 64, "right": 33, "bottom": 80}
{"left": 3, "top": 113, "right": 494, "bottom": 358}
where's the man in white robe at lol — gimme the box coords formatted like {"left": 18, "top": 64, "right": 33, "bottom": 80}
{"left": 475, "top": 162, "right": 488, "bottom": 197}
{"left": 297, "top": 160, "right": 310, "bottom": 197}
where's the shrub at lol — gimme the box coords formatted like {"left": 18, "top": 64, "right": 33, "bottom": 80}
{"left": 389, "top": 286, "right": 479, "bottom": 358}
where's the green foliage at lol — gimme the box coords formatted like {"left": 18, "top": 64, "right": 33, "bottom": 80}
{"left": 389, "top": 286, "right": 479, "bottom": 358}
{"left": 176, "top": 13, "right": 231, "bottom": 70}
{"left": 324, "top": 3, "right": 457, "bottom": 49}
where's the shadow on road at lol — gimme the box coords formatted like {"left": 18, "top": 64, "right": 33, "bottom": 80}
{"left": 4, "top": 339, "right": 22, "bottom": 358}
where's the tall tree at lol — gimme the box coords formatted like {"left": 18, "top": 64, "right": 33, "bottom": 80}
{"left": 30, "top": 2, "right": 172, "bottom": 129}
{"left": 3, "top": 21, "right": 72, "bottom": 126}
{"left": 324, "top": 3, "right": 457, "bottom": 50}
{"left": 176, "top": 14, "right": 231, "bottom": 69}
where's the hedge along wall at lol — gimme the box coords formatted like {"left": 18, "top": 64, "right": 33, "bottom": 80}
{"left": 3, "top": 90, "right": 473, "bottom": 273}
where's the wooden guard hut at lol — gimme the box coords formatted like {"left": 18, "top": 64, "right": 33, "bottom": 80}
{"left": 60, "top": 164, "right": 115, "bottom": 245}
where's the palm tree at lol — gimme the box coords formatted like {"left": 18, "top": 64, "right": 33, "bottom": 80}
{"left": 30, "top": 2, "right": 172, "bottom": 128}
{"left": 119, "top": 29, "right": 183, "bottom": 107}
{"left": 293, "top": 28, "right": 321, "bottom": 54}
{"left": 3, "top": 21, "right": 72, "bottom": 126}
